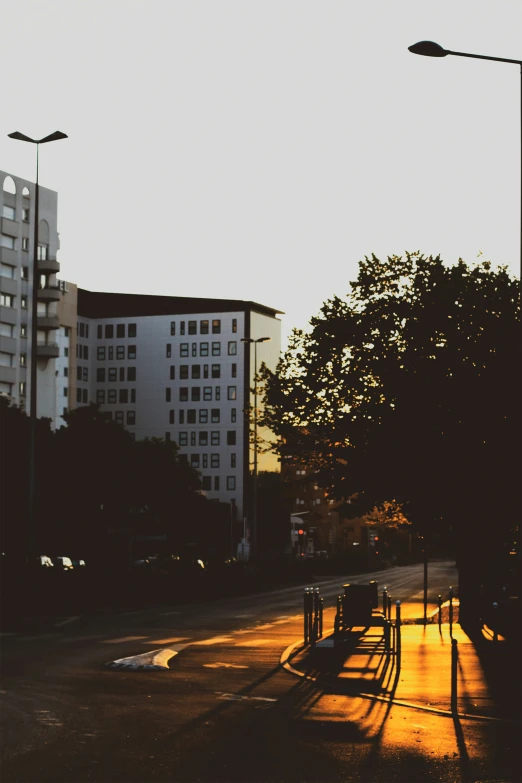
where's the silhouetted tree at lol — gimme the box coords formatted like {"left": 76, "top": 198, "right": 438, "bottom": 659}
{"left": 261, "top": 253, "right": 521, "bottom": 623}
{"left": 255, "top": 471, "right": 293, "bottom": 559}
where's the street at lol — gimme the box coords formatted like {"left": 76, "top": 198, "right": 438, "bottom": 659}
{"left": 1, "top": 561, "right": 520, "bottom": 782}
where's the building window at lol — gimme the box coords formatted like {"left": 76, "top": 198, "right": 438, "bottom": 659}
{"left": 117, "top": 324, "right": 125, "bottom": 338}
{"left": 77, "top": 366, "right": 82, "bottom": 381}
{"left": 0, "top": 294, "right": 14, "bottom": 307}
{"left": 22, "top": 238, "right": 29, "bottom": 251}
{"left": 231, "top": 363, "right": 237, "bottom": 378}
{"left": 64, "top": 347, "right": 68, "bottom": 357}
{"left": 199, "top": 431, "right": 208, "bottom": 446}
{"left": 214, "top": 476, "right": 220, "bottom": 490}
{"left": 188, "top": 320, "right": 197, "bottom": 335}
{"left": 96, "top": 390, "right": 105, "bottom": 404}
{"left": 187, "top": 409, "right": 196, "bottom": 424}
{"left": 231, "top": 408, "right": 237, "bottom": 423}
{"left": 179, "top": 432, "right": 188, "bottom": 446}
{"left": 170, "top": 365, "right": 175, "bottom": 380}
{"left": 199, "top": 409, "right": 208, "bottom": 423}
{"left": 108, "top": 389, "right": 117, "bottom": 404}
{"left": 21, "top": 324, "right": 27, "bottom": 337}
{"left": 166, "top": 388, "right": 172, "bottom": 402}
{"left": 179, "top": 387, "right": 188, "bottom": 401}
{"left": 203, "top": 387, "right": 212, "bottom": 401}
{"left": 191, "top": 387, "right": 200, "bottom": 401}
{"left": 37, "top": 244, "right": 48, "bottom": 260}
{"left": 211, "top": 364, "right": 220, "bottom": 379}
{"left": 203, "top": 365, "right": 209, "bottom": 379}
{"left": 116, "top": 346, "right": 125, "bottom": 360}
{"left": 76, "top": 388, "right": 82, "bottom": 403}
{"left": 191, "top": 365, "right": 201, "bottom": 379}
{"left": 96, "top": 368, "right": 105, "bottom": 382}
{"left": 232, "top": 318, "right": 237, "bottom": 333}
{"left": 97, "top": 325, "right": 102, "bottom": 338}
{"left": 23, "top": 208, "right": 30, "bottom": 222}
{"left": 212, "top": 342, "right": 220, "bottom": 356}
{"left": 84, "top": 346, "right": 89, "bottom": 360}
{"left": 165, "top": 431, "right": 171, "bottom": 441}
{"left": 190, "top": 431, "right": 196, "bottom": 446}
{"left": 202, "top": 454, "right": 208, "bottom": 468}
{"left": 170, "top": 321, "right": 176, "bottom": 335}
{"left": 211, "top": 454, "right": 220, "bottom": 468}
{"left": 20, "top": 353, "right": 27, "bottom": 366}
{"left": 192, "top": 343, "right": 197, "bottom": 357}
{"left": 130, "top": 389, "right": 136, "bottom": 403}
{"left": 180, "top": 321, "right": 185, "bottom": 335}
{"left": 200, "top": 320, "right": 209, "bottom": 334}
{"left": 180, "top": 365, "right": 189, "bottom": 379}
{"left": 228, "top": 341, "right": 237, "bottom": 355}
{"left": 215, "top": 387, "right": 221, "bottom": 401}
{"left": 231, "top": 453, "right": 236, "bottom": 468}
{"left": 127, "top": 411, "right": 136, "bottom": 425}
{"left": 128, "top": 323, "right": 137, "bottom": 338}
{"left": 64, "top": 386, "right": 68, "bottom": 398}
{"left": 128, "top": 345, "right": 136, "bottom": 359}
{"left": 212, "top": 319, "right": 221, "bottom": 334}
{"left": 82, "top": 367, "right": 88, "bottom": 382}
{"left": 82, "top": 388, "right": 88, "bottom": 403}
{"left": 21, "top": 265, "right": 29, "bottom": 279}
{"left": 211, "top": 431, "right": 220, "bottom": 445}
{"left": 191, "top": 454, "right": 200, "bottom": 468}
{"left": 105, "top": 324, "right": 113, "bottom": 339}
{"left": 2, "top": 205, "right": 15, "bottom": 220}
{"left": 169, "top": 410, "right": 175, "bottom": 424}
{"left": 21, "top": 296, "right": 28, "bottom": 309}
{"left": 227, "top": 431, "right": 236, "bottom": 445}
{"left": 127, "top": 367, "right": 136, "bottom": 382}
{"left": 63, "top": 407, "right": 68, "bottom": 417}
{"left": 166, "top": 344, "right": 172, "bottom": 358}
{"left": 97, "top": 347, "right": 106, "bottom": 360}
{"left": 227, "top": 476, "right": 236, "bottom": 491}
{"left": 179, "top": 410, "right": 185, "bottom": 424}
{"left": 211, "top": 409, "right": 220, "bottom": 423}
{"left": 180, "top": 343, "right": 189, "bottom": 357}
{"left": 202, "top": 476, "right": 211, "bottom": 491}
{"left": 19, "top": 381, "right": 26, "bottom": 396}
{"left": 119, "top": 389, "right": 128, "bottom": 404}
{"left": 115, "top": 411, "right": 124, "bottom": 425}
{"left": 85, "top": 324, "right": 89, "bottom": 339}
{"left": 0, "top": 235, "right": 15, "bottom": 250}
{"left": 107, "top": 346, "right": 113, "bottom": 360}
{"left": 227, "top": 386, "right": 236, "bottom": 400}
{"left": 200, "top": 342, "right": 209, "bottom": 357}
{"left": 108, "top": 368, "right": 117, "bottom": 382}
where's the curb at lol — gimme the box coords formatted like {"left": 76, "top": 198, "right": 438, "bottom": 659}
{"left": 279, "top": 634, "right": 518, "bottom": 724}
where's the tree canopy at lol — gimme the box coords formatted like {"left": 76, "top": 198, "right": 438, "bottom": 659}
{"left": 261, "top": 253, "right": 520, "bottom": 565}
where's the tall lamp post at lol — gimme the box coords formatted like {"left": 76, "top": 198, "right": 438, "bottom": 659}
{"left": 7, "top": 130, "right": 67, "bottom": 560}
{"left": 408, "top": 41, "right": 522, "bottom": 276}
{"left": 241, "top": 336, "right": 271, "bottom": 559}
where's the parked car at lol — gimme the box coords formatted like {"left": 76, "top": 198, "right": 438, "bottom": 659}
{"left": 52, "top": 556, "right": 74, "bottom": 570}
{"left": 36, "top": 555, "right": 54, "bottom": 567}
{"left": 71, "top": 559, "right": 86, "bottom": 568}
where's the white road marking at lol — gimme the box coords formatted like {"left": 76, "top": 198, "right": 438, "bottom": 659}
{"left": 54, "top": 616, "right": 81, "bottom": 627}
{"left": 102, "top": 636, "right": 148, "bottom": 644}
{"left": 215, "top": 692, "right": 276, "bottom": 702}
{"left": 204, "top": 662, "right": 248, "bottom": 669}
{"left": 106, "top": 646, "right": 186, "bottom": 671}
{"left": 193, "top": 636, "right": 233, "bottom": 645}
{"left": 253, "top": 623, "right": 274, "bottom": 630}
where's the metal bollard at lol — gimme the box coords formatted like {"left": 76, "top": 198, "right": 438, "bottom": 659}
{"left": 319, "top": 597, "right": 324, "bottom": 638}
{"left": 449, "top": 587, "right": 454, "bottom": 637}
{"left": 451, "top": 637, "right": 458, "bottom": 713}
{"left": 395, "top": 600, "right": 402, "bottom": 668}
{"left": 334, "top": 595, "right": 342, "bottom": 643}
{"left": 383, "top": 587, "right": 388, "bottom": 619}
{"left": 304, "top": 587, "right": 312, "bottom": 644}
{"left": 387, "top": 595, "right": 392, "bottom": 619}
{"left": 437, "top": 594, "right": 442, "bottom": 628}
{"left": 384, "top": 619, "right": 391, "bottom": 654}
{"left": 492, "top": 602, "right": 498, "bottom": 642}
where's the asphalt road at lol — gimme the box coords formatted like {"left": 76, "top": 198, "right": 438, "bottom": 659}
{"left": 2, "top": 560, "right": 517, "bottom": 783}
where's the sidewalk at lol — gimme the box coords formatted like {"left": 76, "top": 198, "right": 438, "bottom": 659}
{"left": 283, "top": 603, "right": 519, "bottom": 722}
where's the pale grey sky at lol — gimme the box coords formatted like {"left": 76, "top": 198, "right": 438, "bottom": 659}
{"left": 2, "top": 0, "right": 520, "bottom": 347}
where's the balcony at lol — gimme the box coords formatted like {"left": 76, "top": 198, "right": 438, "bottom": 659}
{"left": 37, "top": 314, "right": 60, "bottom": 330}
{"left": 36, "top": 342, "right": 60, "bottom": 359}
{"left": 37, "top": 286, "right": 61, "bottom": 303}
{"left": 37, "top": 257, "right": 60, "bottom": 274}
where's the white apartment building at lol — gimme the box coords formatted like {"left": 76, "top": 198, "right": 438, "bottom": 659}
{"left": 76, "top": 290, "right": 282, "bottom": 521}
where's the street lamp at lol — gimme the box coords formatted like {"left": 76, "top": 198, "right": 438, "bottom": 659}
{"left": 241, "top": 336, "right": 271, "bottom": 559}
{"left": 7, "top": 130, "right": 67, "bottom": 560}
{"left": 408, "top": 41, "right": 522, "bottom": 276}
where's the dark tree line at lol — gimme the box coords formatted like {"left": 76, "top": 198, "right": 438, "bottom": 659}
{"left": 0, "top": 401, "right": 230, "bottom": 564}
{"left": 261, "top": 253, "right": 520, "bottom": 625}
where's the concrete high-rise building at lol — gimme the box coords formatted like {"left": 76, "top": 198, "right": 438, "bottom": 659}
{"left": 0, "top": 170, "right": 63, "bottom": 419}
